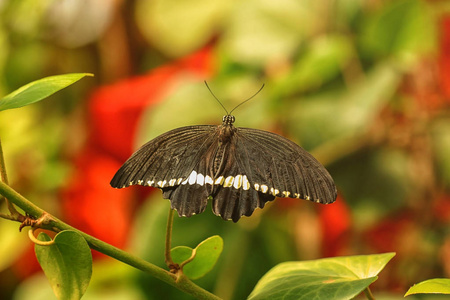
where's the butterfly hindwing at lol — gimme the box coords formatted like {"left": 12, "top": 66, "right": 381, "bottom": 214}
{"left": 209, "top": 141, "right": 273, "bottom": 222}
{"left": 162, "top": 140, "right": 217, "bottom": 217}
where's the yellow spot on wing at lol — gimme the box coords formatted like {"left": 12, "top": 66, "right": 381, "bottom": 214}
{"left": 214, "top": 176, "right": 224, "bottom": 185}
{"left": 261, "top": 185, "right": 268, "bottom": 193}
{"left": 223, "top": 176, "right": 234, "bottom": 187}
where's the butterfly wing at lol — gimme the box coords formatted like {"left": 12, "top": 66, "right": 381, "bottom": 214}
{"left": 209, "top": 137, "right": 274, "bottom": 222}
{"left": 111, "top": 124, "right": 337, "bottom": 223}
{"left": 238, "top": 127, "right": 336, "bottom": 203}
{"left": 110, "top": 125, "right": 219, "bottom": 216}
{"left": 210, "top": 127, "right": 337, "bottom": 221}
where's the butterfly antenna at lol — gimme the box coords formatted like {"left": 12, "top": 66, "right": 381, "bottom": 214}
{"left": 205, "top": 81, "right": 229, "bottom": 115}
{"left": 229, "top": 83, "right": 265, "bottom": 115}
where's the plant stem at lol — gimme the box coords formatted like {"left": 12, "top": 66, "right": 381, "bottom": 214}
{"left": 363, "top": 287, "right": 375, "bottom": 300}
{"left": 0, "top": 180, "right": 222, "bottom": 300}
{"left": 165, "top": 207, "right": 175, "bottom": 268}
{"left": 0, "top": 137, "right": 20, "bottom": 217}
{"left": 0, "top": 138, "right": 8, "bottom": 184}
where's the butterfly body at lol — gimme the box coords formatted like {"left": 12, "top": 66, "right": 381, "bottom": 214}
{"left": 111, "top": 114, "right": 337, "bottom": 222}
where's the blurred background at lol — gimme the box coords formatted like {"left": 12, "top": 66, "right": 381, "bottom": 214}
{"left": 0, "top": 0, "right": 449, "bottom": 299}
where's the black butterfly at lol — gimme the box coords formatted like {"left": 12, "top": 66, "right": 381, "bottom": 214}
{"left": 110, "top": 85, "right": 337, "bottom": 222}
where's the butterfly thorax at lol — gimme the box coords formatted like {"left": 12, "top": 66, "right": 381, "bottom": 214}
{"left": 210, "top": 115, "right": 236, "bottom": 177}
{"left": 218, "top": 115, "right": 236, "bottom": 144}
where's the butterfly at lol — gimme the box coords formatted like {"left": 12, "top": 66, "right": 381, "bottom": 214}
{"left": 110, "top": 83, "right": 337, "bottom": 222}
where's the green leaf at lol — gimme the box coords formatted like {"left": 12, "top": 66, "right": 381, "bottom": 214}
{"left": 171, "top": 235, "right": 223, "bottom": 280}
{"left": 171, "top": 246, "right": 194, "bottom": 264}
{"left": 405, "top": 278, "right": 450, "bottom": 296}
{"left": 248, "top": 252, "right": 395, "bottom": 300}
{"left": 35, "top": 230, "right": 93, "bottom": 300}
{"left": 0, "top": 73, "right": 93, "bottom": 112}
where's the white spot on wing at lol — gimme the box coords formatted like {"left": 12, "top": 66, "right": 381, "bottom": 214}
{"left": 242, "top": 175, "right": 250, "bottom": 190}
{"left": 270, "top": 188, "right": 279, "bottom": 196}
{"left": 305, "top": 195, "right": 310, "bottom": 201}
{"left": 188, "top": 170, "right": 197, "bottom": 185}
{"left": 254, "top": 183, "right": 260, "bottom": 191}
{"left": 205, "top": 175, "right": 214, "bottom": 185}
{"left": 157, "top": 180, "right": 166, "bottom": 188}
{"left": 233, "top": 175, "right": 242, "bottom": 189}
{"left": 196, "top": 173, "right": 205, "bottom": 186}
{"left": 169, "top": 179, "right": 176, "bottom": 186}
{"left": 223, "top": 176, "right": 234, "bottom": 187}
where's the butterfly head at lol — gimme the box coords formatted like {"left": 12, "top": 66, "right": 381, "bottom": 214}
{"left": 219, "top": 115, "right": 236, "bottom": 143}
{"left": 222, "top": 115, "right": 235, "bottom": 126}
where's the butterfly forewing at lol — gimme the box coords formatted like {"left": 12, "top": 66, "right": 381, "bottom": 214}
{"left": 110, "top": 125, "right": 217, "bottom": 190}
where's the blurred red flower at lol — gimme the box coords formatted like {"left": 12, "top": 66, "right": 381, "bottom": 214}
{"left": 318, "top": 195, "right": 351, "bottom": 257}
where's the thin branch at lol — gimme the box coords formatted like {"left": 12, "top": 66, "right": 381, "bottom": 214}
{"left": 364, "top": 287, "right": 376, "bottom": 300}
{"left": 28, "top": 228, "right": 54, "bottom": 246}
{"left": 179, "top": 248, "right": 197, "bottom": 270}
{"left": 0, "top": 137, "right": 20, "bottom": 217}
{"left": 165, "top": 208, "right": 178, "bottom": 271}
{"left": 0, "top": 180, "right": 222, "bottom": 300}
{"left": 0, "top": 138, "right": 9, "bottom": 185}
